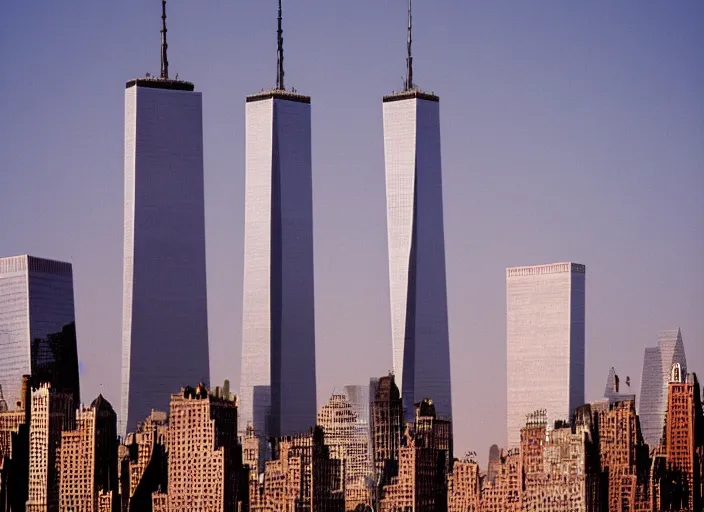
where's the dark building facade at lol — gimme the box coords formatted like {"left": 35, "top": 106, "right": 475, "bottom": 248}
{"left": 370, "top": 374, "right": 404, "bottom": 493}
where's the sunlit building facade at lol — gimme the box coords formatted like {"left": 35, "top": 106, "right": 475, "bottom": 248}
{"left": 0, "top": 256, "right": 80, "bottom": 409}
{"left": 120, "top": 77, "right": 210, "bottom": 437}
{"left": 383, "top": 90, "right": 452, "bottom": 422}
{"left": 239, "top": 90, "right": 316, "bottom": 449}
{"left": 506, "top": 262, "right": 586, "bottom": 447}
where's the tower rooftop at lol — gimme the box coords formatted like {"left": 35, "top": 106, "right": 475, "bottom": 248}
{"left": 246, "top": 89, "right": 310, "bottom": 104}
{"left": 126, "top": 77, "right": 194, "bottom": 91}
{"left": 383, "top": 88, "right": 439, "bottom": 103}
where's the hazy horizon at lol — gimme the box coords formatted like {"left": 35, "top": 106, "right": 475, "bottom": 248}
{"left": 1, "top": 0, "right": 702, "bottom": 465}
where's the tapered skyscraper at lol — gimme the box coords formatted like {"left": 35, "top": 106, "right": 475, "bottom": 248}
{"left": 239, "top": 0, "right": 316, "bottom": 448}
{"left": 383, "top": 0, "right": 452, "bottom": 422}
{"left": 120, "top": 1, "right": 209, "bottom": 436}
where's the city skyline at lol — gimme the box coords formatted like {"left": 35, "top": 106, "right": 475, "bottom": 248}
{"left": 0, "top": 0, "right": 702, "bottom": 463}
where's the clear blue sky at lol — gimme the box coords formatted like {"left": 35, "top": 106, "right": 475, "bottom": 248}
{"left": 1, "top": 1, "right": 702, "bottom": 464}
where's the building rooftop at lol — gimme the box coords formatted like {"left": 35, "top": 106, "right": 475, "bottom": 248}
{"left": 246, "top": 89, "right": 311, "bottom": 104}
{"left": 125, "top": 77, "right": 195, "bottom": 92}
{"left": 383, "top": 88, "right": 439, "bottom": 103}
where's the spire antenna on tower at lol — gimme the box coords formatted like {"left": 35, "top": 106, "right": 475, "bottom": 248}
{"left": 405, "top": 0, "right": 413, "bottom": 91}
{"left": 276, "top": 0, "right": 285, "bottom": 90}
{"left": 160, "top": 0, "right": 169, "bottom": 79}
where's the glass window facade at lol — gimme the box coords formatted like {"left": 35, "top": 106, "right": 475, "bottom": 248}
{"left": 0, "top": 255, "right": 80, "bottom": 409}
{"left": 638, "top": 329, "right": 687, "bottom": 449}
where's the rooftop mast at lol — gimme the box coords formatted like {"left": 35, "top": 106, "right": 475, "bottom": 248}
{"left": 276, "top": 0, "right": 285, "bottom": 90}
{"left": 405, "top": 0, "right": 413, "bottom": 91}
{"left": 160, "top": 0, "right": 169, "bottom": 79}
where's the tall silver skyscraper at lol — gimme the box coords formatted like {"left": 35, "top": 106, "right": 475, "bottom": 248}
{"left": 0, "top": 255, "right": 80, "bottom": 407}
{"left": 120, "top": 2, "right": 209, "bottom": 436}
{"left": 506, "top": 262, "right": 586, "bottom": 447}
{"left": 383, "top": 0, "right": 452, "bottom": 422}
{"left": 239, "top": 0, "right": 316, "bottom": 446}
{"left": 639, "top": 328, "right": 687, "bottom": 449}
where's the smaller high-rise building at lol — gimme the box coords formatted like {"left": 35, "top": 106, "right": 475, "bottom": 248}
{"left": 166, "top": 383, "right": 238, "bottom": 512}
{"left": 370, "top": 374, "right": 404, "bottom": 489}
{"left": 120, "top": 410, "right": 168, "bottom": 511}
{"left": 58, "top": 395, "right": 118, "bottom": 512}
{"left": 603, "top": 366, "right": 635, "bottom": 403}
{"left": 249, "top": 427, "right": 344, "bottom": 512}
{"left": 486, "top": 444, "right": 500, "bottom": 485}
{"left": 592, "top": 397, "right": 652, "bottom": 511}
{"left": 479, "top": 449, "right": 521, "bottom": 512}
{"left": 0, "top": 255, "right": 80, "bottom": 409}
{"left": 25, "top": 383, "right": 74, "bottom": 512}
{"left": 317, "top": 393, "right": 372, "bottom": 510}
{"left": 0, "top": 376, "right": 31, "bottom": 512}
{"left": 447, "top": 454, "right": 480, "bottom": 512}
{"left": 656, "top": 364, "right": 702, "bottom": 511}
{"left": 378, "top": 400, "right": 452, "bottom": 512}
{"left": 639, "top": 328, "right": 687, "bottom": 449}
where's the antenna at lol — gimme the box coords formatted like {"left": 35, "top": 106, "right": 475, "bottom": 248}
{"left": 276, "top": 0, "right": 285, "bottom": 90}
{"left": 405, "top": 0, "right": 413, "bottom": 91}
{"left": 160, "top": 0, "right": 169, "bottom": 79}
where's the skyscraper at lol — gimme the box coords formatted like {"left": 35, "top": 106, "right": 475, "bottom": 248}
{"left": 639, "top": 328, "right": 688, "bottom": 450}
{"left": 0, "top": 255, "right": 80, "bottom": 408}
{"left": 120, "top": 2, "right": 209, "bottom": 436}
{"left": 383, "top": 0, "right": 452, "bottom": 422}
{"left": 506, "top": 262, "right": 586, "bottom": 448}
{"left": 239, "top": 0, "right": 316, "bottom": 446}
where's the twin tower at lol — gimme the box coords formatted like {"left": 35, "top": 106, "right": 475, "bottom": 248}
{"left": 119, "top": 0, "right": 452, "bottom": 439}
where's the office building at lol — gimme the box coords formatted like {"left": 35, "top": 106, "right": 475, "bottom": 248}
{"left": 166, "top": 384, "right": 238, "bottom": 512}
{"left": 0, "top": 255, "right": 80, "bottom": 409}
{"left": 119, "top": 410, "right": 168, "bottom": 512}
{"left": 656, "top": 363, "right": 702, "bottom": 511}
{"left": 0, "top": 377, "right": 31, "bottom": 512}
{"left": 120, "top": 2, "right": 210, "bottom": 436}
{"left": 639, "top": 328, "right": 688, "bottom": 450}
{"left": 58, "top": 395, "right": 118, "bottom": 512}
{"left": 317, "top": 393, "right": 372, "bottom": 510}
{"left": 370, "top": 374, "right": 404, "bottom": 488}
{"left": 25, "top": 383, "right": 74, "bottom": 512}
{"left": 249, "top": 427, "right": 344, "bottom": 512}
{"left": 239, "top": 0, "right": 316, "bottom": 449}
{"left": 378, "top": 400, "right": 452, "bottom": 512}
{"left": 382, "top": 0, "right": 452, "bottom": 423}
{"left": 447, "top": 456, "right": 480, "bottom": 512}
{"left": 506, "top": 262, "right": 586, "bottom": 447}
